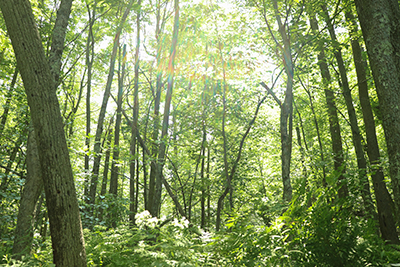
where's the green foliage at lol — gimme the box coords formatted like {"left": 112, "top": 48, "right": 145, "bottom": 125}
{"left": 84, "top": 212, "right": 214, "bottom": 267}
{"left": 211, "top": 212, "right": 293, "bottom": 266}
{"left": 286, "top": 191, "right": 400, "bottom": 266}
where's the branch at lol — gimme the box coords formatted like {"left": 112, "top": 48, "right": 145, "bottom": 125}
{"left": 260, "top": 81, "right": 282, "bottom": 108}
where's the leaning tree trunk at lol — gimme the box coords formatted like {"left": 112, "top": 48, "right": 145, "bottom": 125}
{"left": 0, "top": 0, "right": 87, "bottom": 265}
{"left": 12, "top": 130, "right": 43, "bottom": 259}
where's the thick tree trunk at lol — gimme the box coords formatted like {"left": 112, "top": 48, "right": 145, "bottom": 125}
{"left": 0, "top": 0, "right": 87, "bottom": 265}
{"left": 354, "top": 0, "right": 400, "bottom": 227}
{"left": 350, "top": 1, "right": 400, "bottom": 243}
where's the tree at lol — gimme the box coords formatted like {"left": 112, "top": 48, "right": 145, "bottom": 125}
{"left": 321, "top": 3, "right": 374, "bottom": 214}
{"left": 354, "top": 0, "right": 400, "bottom": 230}
{"left": 0, "top": 0, "right": 87, "bottom": 265}
{"left": 88, "top": 0, "right": 134, "bottom": 212}
{"left": 148, "top": 0, "right": 180, "bottom": 218}
{"left": 309, "top": 11, "right": 348, "bottom": 198}
{"left": 345, "top": 3, "right": 399, "bottom": 244}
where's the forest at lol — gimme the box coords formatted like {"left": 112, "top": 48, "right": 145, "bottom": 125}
{"left": 1, "top": 0, "right": 400, "bottom": 266}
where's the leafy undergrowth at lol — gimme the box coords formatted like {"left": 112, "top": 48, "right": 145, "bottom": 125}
{"left": 2, "top": 207, "right": 400, "bottom": 266}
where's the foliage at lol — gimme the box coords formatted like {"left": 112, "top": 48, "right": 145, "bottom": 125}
{"left": 2, "top": 0, "right": 400, "bottom": 265}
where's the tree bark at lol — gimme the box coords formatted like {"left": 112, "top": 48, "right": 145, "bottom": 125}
{"left": 97, "top": 117, "right": 114, "bottom": 223}
{"left": 261, "top": 0, "right": 293, "bottom": 202}
{"left": 354, "top": 0, "right": 400, "bottom": 229}
{"left": 0, "top": 0, "right": 87, "bottom": 265}
{"left": 348, "top": 2, "right": 400, "bottom": 243}
{"left": 300, "top": 80, "right": 327, "bottom": 185}
{"left": 12, "top": 130, "right": 43, "bottom": 259}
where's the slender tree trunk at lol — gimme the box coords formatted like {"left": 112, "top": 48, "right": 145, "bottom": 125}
{"left": 354, "top": 0, "right": 400, "bottom": 230}
{"left": 83, "top": 1, "right": 96, "bottom": 201}
{"left": 97, "top": 117, "right": 113, "bottom": 223}
{"left": 346, "top": 5, "right": 399, "bottom": 243}
{"left": 149, "top": 0, "right": 180, "bottom": 218}
{"left": 130, "top": 2, "right": 141, "bottom": 225}
{"left": 322, "top": 4, "right": 374, "bottom": 214}
{"left": 89, "top": 1, "right": 134, "bottom": 209}
{"left": 200, "top": 82, "right": 208, "bottom": 229}
{"left": 309, "top": 14, "right": 348, "bottom": 198}
{"left": 0, "top": 129, "right": 27, "bottom": 194}
{"left": 216, "top": 90, "right": 268, "bottom": 231}
{"left": 262, "top": 0, "right": 294, "bottom": 202}
{"left": 108, "top": 45, "right": 126, "bottom": 227}
{"left": 0, "top": 67, "right": 18, "bottom": 136}
{"left": 0, "top": 0, "right": 87, "bottom": 265}
{"left": 148, "top": 0, "right": 165, "bottom": 212}
{"left": 300, "top": 81, "right": 327, "bottom": 185}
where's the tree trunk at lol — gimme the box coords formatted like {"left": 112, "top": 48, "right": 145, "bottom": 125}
{"left": 147, "top": 0, "right": 165, "bottom": 213}
{"left": 97, "top": 117, "right": 114, "bottom": 223}
{"left": 309, "top": 14, "right": 348, "bottom": 198}
{"left": 347, "top": 3, "right": 400, "bottom": 243}
{"left": 0, "top": 0, "right": 87, "bottom": 265}
{"left": 322, "top": 4, "right": 374, "bottom": 214}
{"left": 354, "top": 0, "right": 400, "bottom": 230}
{"left": 130, "top": 2, "right": 141, "bottom": 225}
{"left": 262, "top": 0, "right": 294, "bottom": 202}
{"left": 301, "top": 82, "right": 327, "bottom": 185}
{"left": 149, "top": 0, "right": 180, "bottom": 218}
{"left": 83, "top": 1, "right": 96, "bottom": 201}
{"left": 89, "top": 1, "right": 134, "bottom": 209}
{"left": 0, "top": 67, "right": 18, "bottom": 136}
{"left": 12, "top": 130, "right": 43, "bottom": 259}
{"left": 108, "top": 45, "right": 126, "bottom": 227}
{"left": 0, "top": 129, "right": 27, "bottom": 194}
